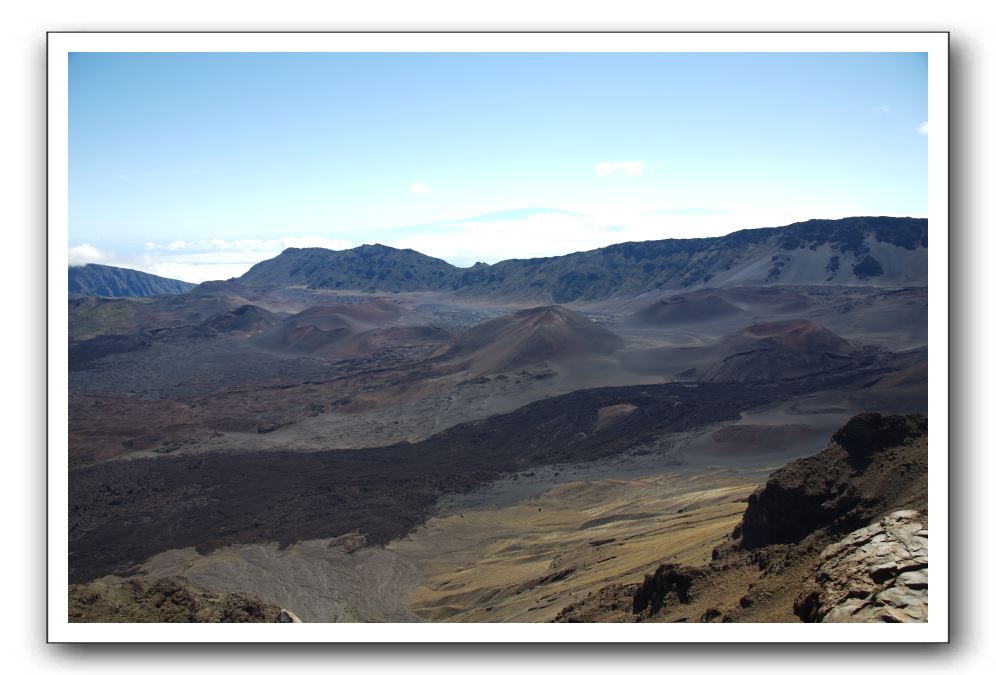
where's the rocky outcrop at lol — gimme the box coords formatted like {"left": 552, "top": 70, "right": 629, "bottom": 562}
{"left": 68, "top": 576, "right": 290, "bottom": 623}
{"left": 278, "top": 608, "right": 304, "bottom": 623}
{"left": 632, "top": 564, "right": 699, "bottom": 616}
{"left": 731, "top": 413, "right": 927, "bottom": 549}
{"left": 554, "top": 412, "right": 929, "bottom": 623}
{"left": 794, "top": 510, "right": 928, "bottom": 622}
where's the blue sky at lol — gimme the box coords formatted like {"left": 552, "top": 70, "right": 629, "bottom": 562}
{"left": 69, "top": 52, "right": 928, "bottom": 282}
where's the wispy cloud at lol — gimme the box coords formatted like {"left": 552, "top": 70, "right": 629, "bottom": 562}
{"left": 594, "top": 161, "right": 647, "bottom": 177}
{"left": 143, "top": 261, "right": 265, "bottom": 283}
{"left": 409, "top": 181, "right": 432, "bottom": 194}
{"left": 917, "top": 121, "right": 928, "bottom": 135}
{"left": 872, "top": 104, "right": 891, "bottom": 115}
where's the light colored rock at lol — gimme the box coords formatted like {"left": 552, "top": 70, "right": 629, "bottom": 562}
{"left": 278, "top": 609, "right": 303, "bottom": 623}
{"left": 799, "top": 510, "right": 927, "bottom": 623}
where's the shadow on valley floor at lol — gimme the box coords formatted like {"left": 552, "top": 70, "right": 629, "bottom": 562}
{"left": 69, "top": 374, "right": 886, "bottom": 585}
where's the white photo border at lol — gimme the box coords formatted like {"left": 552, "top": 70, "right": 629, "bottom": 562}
{"left": 47, "top": 31, "right": 949, "bottom": 643}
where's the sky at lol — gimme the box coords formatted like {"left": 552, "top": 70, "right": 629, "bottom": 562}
{"left": 68, "top": 52, "right": 928, "bottom": 282}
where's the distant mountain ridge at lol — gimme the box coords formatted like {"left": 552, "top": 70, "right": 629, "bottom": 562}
{"left": 238, "top": 243, "right": 456, "bottom": 292}
{"left": 234, "top": 216, "right": 927, "bottom": 301}
{"left": 69, "top": 264, "right": 195, "bottom": 298}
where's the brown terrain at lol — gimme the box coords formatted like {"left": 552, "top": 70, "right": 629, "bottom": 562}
{"left": 431, "top": 305, "right": 624, "bottom": 375}
{"left": 555, "top": 413, "right": 927, "bottom": 622}
{"left": 65, "top": 219, "right": 930, "bottom": 623}
{"left": 389, "top": 468, "right": 766, "bottom": 622}
{"left": 69, "top": 576, "right": 291, "bottom": 623}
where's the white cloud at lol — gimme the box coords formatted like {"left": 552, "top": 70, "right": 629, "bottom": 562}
{"left": 595, "top": 161, "right": 647, "bottom": 177}
{"left": 409, "top": 181, "right": 432, "bottom": 194}
{"left": 872, "top": 104, "right": 891, "bottom": 115}
{"left": 167, "top": 240, "right": 188, "bottom": 250}
{"left": 917, "top": 121, "right": 929, "bottom": 135}
{"left": 68, "top": 243, "right": 111, "bottom": 266}
{"left": 139, "top": 261, "right": 257, "bottom": 284}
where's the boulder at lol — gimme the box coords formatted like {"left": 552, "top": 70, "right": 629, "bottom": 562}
{"left": 278, "top": 608, "right": 303, "bottom": 623}
{"left": 794, "top": 510, "right": 927, "bottom": 622}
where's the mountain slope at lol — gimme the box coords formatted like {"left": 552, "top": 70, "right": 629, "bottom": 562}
{"left": 239, "top": 243, "right": 456, "bottom": 291}
{"left": 253, "top": 299, "right": 447, "bottom": 359}
{"left": 69, "top": 264, "right": 195, "bottom": 297}
{"left": 431, "top": 305, "right": 624, "bottom": 374}
{"left": 461, "top": 216, "right": 926, "bottom": 301}
{"left": 703, "top": 319, "right": 856, "bottom": 383}
{"left": 235, "top": 216, "right": 927, "bottom": 300}
{"left": 630, "top": 293, "right": 745, "bottom": 326}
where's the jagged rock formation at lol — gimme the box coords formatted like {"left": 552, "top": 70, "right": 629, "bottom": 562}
{"left": 234, "top": 217, "right": 927, "bottom": 300}
{"left": 69, "top": 263, "right": 195, "bottom": 297}
{"left": 554, "top": 413, "right": 928, "bottom": 623}
{"left": 68, "top": 576, "right": 287, "bottom": 623}
{"left": 794, "top": 510, "right": 927, "bottom": 622}
{"left": 732, "top": 413, "right": 927, "bottom": 549}
{"left": 631, "top": 564, "right": 700, "bottom": 617}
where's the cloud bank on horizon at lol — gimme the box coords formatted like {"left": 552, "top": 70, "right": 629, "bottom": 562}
{"left": 67, "top": 206, "right": 928, "bottom": 284}
{"left": 68, "top": 52, "right": 928, "bottom": 283}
